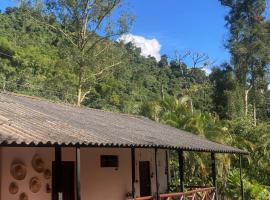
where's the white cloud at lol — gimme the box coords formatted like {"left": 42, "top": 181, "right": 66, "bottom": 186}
{"left": 202, "top": 66, "right": 212, "bottom": 75}
{"left": 118, "top": 34, "right": 161, "bottom": 61}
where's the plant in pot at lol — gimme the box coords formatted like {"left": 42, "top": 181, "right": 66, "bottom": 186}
{"left": 126, "top": 192, "right": 133, "bottom": 200}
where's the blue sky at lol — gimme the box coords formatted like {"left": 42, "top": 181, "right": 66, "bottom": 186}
{"left": 125, "top": 0, "right": 231, "bottom": 63}
{"left": 1, "top": 0, "right": 270, "bottom": 64}
{"left": 0, "top": 0, "right": 16, "bottom": 10}
{"left": 122, "top": 0, "right": 270, "bottom": 63}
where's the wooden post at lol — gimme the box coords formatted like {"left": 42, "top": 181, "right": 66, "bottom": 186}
{"left": 55, "top": 146, "right": 62, "bottom": 200}
{"left": 76, "top": 147, "right": 81, "bottom": 200}
{"left": 165, "top": 150, "right": 170, "bottom": 192}
{"left": 178, "top": 150, "right": 184, "bottom": 192}
{"left": 211, "top": 153, "right": 217, "bottom": 200}
{"left": 239, "top": 154, "right": 244, "bottom": 200}
{"left": 155, "top": 148, "right": 160, "bottom": 200}
{"left": 0, "top": 148, "right": 1, "bottom": 200}
{"left": 131, "top": 147, "right": 135, "bottom": 198}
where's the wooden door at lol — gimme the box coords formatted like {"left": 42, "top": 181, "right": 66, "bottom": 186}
{"left": 52, "top": 161, "right": 75, "bottom": 200}
{"left": 139, "top": 161, "right": 151, "bottom": 197}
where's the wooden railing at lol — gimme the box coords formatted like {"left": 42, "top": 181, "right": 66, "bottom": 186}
{"left": 135, "top": 196, "right": 154, "bottom": 200}
{"left": 159, "top": 187, "right": 216, "bottom": 200}
{"left": 133, "top": 187, "right": 216, "bottom": 200}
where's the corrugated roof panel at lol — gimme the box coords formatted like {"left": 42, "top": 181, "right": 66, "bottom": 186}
{"left": 0, "top": 92, "right": 246, "bottom": 154}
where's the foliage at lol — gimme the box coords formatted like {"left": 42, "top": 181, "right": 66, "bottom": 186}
{"left": 0, "top": 2, "right": 270, "bottom": 199}
{"left": 220, "top": 0, "right": 270, "bottom": 125}
{"left": 140, "top": 96, "right": 270, "bottom": 199}
{"left": 225, "top": 169, "right": 270, "bottom": 200}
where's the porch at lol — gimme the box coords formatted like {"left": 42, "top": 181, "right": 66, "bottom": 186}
{"left": 136, "top": 187, "right": 216, "bottom": 200}
{"left": 0, "top": 146, "right": 244, "bottom": 200}
{"left": 0, "top": 93, "right": 247, "bottom": 200}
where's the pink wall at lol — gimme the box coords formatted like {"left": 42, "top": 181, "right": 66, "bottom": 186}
{"left": 0, "top": 147, "right": 168, "bottom": 200}
{"left": 80, "top": 148, "right": 132, "bottom": 200}
{"left": 0, "top": 147, "right": 54, "bottom": 200}
{"left": 0, "top": 147, "right": 2, "bottom": 199}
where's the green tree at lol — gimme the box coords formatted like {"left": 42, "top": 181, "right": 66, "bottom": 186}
{"left": 220, "top": 0, "right": 270, "bottom": 125}
{"left": 28, "top": 0, "right": 135, "bottom": 106}
{"left": 210, "top": 63, "right": 237, "bottom": 119}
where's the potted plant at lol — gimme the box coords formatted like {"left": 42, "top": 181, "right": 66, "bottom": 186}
{"left": 126, "top": 192, "right": 133, "bottom": 200}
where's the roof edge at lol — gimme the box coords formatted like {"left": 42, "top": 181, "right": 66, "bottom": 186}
{"left": 0, "top": 141, "right": 248, "bottom": 154}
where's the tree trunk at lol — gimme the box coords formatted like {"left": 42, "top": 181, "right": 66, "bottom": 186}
{"left": 76, "top": 64, "right": 83, "bottom": 107}
{"left": 161, "top": 84, "right": 164, "bottom": 100}
{"left": 190, "top": 99, "right": 194, "bottom": 114}
{"left": 2, "top": 78, "right": 6, "bottom": 92}
{"left": 253, "top": 101, "right": 257, "bottom": 126}
{"left": 244, "top": 86, "right": 252, "bottom": 117}
{"left": 35, "top": 0, "right": 41, "bottom": 10}
{"left": 244, "top": 89, "right": 248, "bottom": 117}
{"left": 76, "top": 84, "right": 82, "bottom": 107}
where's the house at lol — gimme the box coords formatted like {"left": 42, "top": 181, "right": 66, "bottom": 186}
{"left": 0, "top": 92, "right": 246, "bottom": 200}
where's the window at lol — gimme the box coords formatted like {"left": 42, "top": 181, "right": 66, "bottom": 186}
{"left": 100, "top": 155, "right": 119, "bottom": 167}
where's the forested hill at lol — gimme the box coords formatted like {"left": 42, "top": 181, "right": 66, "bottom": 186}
{"left": 0, "top": 7, "right": 212, "bottom": 113}
{"left": 1, "top": 4, "right": 270, "bottom": 199}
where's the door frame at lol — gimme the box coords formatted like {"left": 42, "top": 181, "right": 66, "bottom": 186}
{"left": 52, "top": 161, "right": 75, "bottom": 200}
{"left": 139, "top": 161, "right": 152, "bottom": 197}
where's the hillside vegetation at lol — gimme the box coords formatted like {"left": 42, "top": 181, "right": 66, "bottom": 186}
{"left": 0, "top": 1, "right": 270, "bottom": 199}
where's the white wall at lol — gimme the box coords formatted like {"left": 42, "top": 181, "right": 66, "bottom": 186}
{"left": 157, "top": 149, "right": 169, "bottom": 194}
{"left": 134, "top": 149, "right": 168, "bottom": 198}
